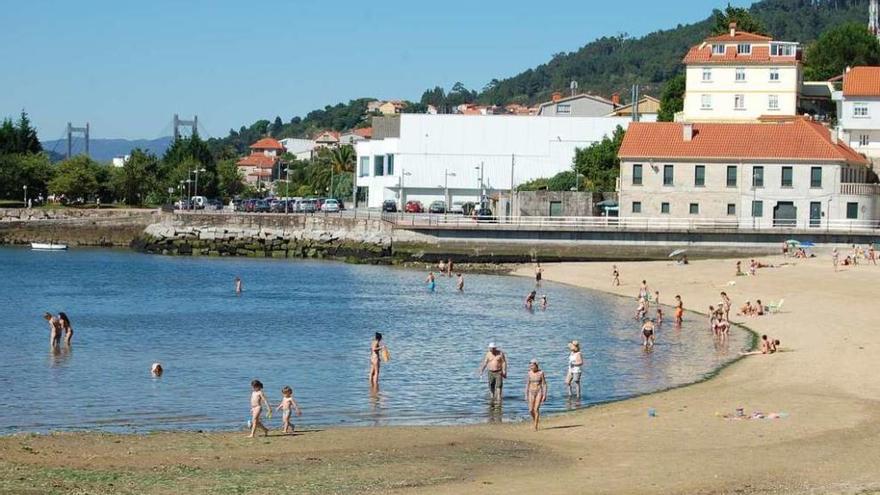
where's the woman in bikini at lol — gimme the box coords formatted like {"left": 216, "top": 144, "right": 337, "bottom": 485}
{"left": 58, "top": 312, "right": 73, "bottom": 346}
{"left": 370, "top": 332, "right": 385, "bottom": 388}
{"left": 525, "top": 360, "right": 548, "bottom": 430}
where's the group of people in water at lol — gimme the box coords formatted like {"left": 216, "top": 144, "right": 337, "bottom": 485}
{"left": 43, "top": 312, "right": 73, "bottom": 347}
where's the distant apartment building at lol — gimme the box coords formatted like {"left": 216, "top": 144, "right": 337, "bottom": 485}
{"left": 279, "top": 138, "right": 315, "bottom": 161}
{"left": 355, "top": 113, "right": 633, "bottom": 209}
{"left": 617, "top": 118, "right": 878, "bottom": 227}
{"left": 537, "top": 92, "right": 618, "bottom": 117}
{"left": 236, "top": 137, "right": 286, "bottom": 185}
{"left": 834, "top": 66, "right": 880, "bottom": 162}
{"left": 681, "top": 23, "right": 801, "bottom": 122}
{"left": 606, "top": 96, "right": 661, "bottom": 121}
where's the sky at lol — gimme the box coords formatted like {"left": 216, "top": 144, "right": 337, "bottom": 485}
{"left": 0, "top": 0, "right": 752, "bottom": 140}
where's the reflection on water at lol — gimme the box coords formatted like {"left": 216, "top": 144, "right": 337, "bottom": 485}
{"left": 0, "top": 248, "right": 749, "bottom": 433}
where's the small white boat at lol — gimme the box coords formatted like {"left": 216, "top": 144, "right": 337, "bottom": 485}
{"left": 31, "top": 242, "right": 68, "bottom": 251}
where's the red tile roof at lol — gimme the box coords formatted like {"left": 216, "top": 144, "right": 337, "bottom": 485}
{"left": 618, "top": 119, "right": 867, "bottom": 165}
{"left": 236, "top": 154, "right": 279, "bottom": 167}
{"left": 353, "top": 127, "right": 372, "bottom": 138}
{"left": 843, "top": 66, "right": 880, "bottom": 97}
{"left": 683, "top": 44, "right": 798, "bottom": 65}
{"left": 705, "top": 31, "right": 772, "bottom": 43}
{"left": 314, "top": 130, "right": 341, "bottom": 141}
{"left": 249, "top": 137, "right": 285, "bottom": 151}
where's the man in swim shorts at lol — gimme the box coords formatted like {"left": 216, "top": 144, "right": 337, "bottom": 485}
{"left": 480, "top": 343, "right": 508, "bottom": 404}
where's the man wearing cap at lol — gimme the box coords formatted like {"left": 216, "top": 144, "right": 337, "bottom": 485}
{"left": 479, "top": 342, "right": 508, "bottom": 403}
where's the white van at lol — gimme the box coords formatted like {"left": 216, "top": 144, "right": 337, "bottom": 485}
{"left": 190, "top": 196, "right": 209, "bottom": 209}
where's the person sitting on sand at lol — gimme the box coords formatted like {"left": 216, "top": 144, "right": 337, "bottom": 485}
{"left": 740, "top": 335, "right": 779, "bottom": 355}
{"left": 738, "top": 301, "right": 753, "bottom": 316}
{"left": 755, "top": 299, "right": 765, "bottom": 316}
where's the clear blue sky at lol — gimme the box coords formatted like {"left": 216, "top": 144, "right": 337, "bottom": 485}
{"left": 0, "top": 0, "right": 752, "bottom": 140}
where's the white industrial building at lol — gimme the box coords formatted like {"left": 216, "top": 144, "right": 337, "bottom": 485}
{"left": 354, "top": 114, "right": 635, "bottom": 210}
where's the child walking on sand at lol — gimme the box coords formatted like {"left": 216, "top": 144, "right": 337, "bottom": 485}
{"left": 248, "top": 380, "right": 271, "bottom": 437}
{"left": 276, "top": 386, "right": 302, "bottom": 434}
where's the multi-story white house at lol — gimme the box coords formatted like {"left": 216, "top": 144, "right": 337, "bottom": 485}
{"left": 834, "top": 66, "right": 880, "bottom": 162}
{"left": 681, "top": 23, "right": 801, "bottom": 122}
{"left": 617, "top": 118, "right": 879, "bottom": 228}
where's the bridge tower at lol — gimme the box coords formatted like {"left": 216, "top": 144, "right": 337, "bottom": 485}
{"left": 173, "top": 114, "right": 198, "bottom": 140}
{"left": 66, "top": 122, "right": 90, "bottom": 159}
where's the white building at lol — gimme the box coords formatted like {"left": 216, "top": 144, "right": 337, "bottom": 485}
{"left": 681, "top": 22, "right": 801, "bottom": 122}
{"left": 355, "top": 114, "right": 633, "bottom": 209}
{"left": 834, "top": 66, "right": 880, "bottom": 162}
{"left": 111, "top": 155, "right": 130, "bottom": 168}
{"left": 279, "top": 138, "right": 315, "bottom": 161}
{"left": 617, "top": 118, "right": 879, "bottom": 228}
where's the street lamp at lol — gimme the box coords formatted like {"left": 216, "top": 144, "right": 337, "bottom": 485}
{"left": 178, "top": 180, "right": 186, "bottom": 209}
{"left": 284, "top": 167, "right": 291, "bottom": 213}
{"left": 444, "top": 169, "right": 456, "bottom": 210}
{"left": 399, "top": 169, "right": 412, "bottom": 210}
{"left": 192, "top": 167, "right": 207, "bottom": 199}
{"left": 23, "top": 185, "right": 27, "bottom": 208}
{"left": 474, "top": 162, "right": 485, "bottom": 210}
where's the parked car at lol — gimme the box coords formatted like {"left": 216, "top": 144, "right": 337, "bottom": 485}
{"left": 428, "top": 200, "right": 447, "bottom": 214}
{"left": 474, "top": 206, "right": 495, "bottom": 221}
{"left": 461, "top": 201, "right": 477, "bottom": 216}
{"left": 382, "top": 200, "right": 398, "bottom": 212}
{"left": 301, "top": 199, "right": 317, "bottom": 213}
{"left": 242, "top": 199, "right": 257, "bottom": 212}
{"left": 270, "top": 199, "right": 288, "bottom": 213}
{"left": 190, "top": 196, "right": 209, "bottom": 209}
{"left": 254, "top": 199, "right": 271, "bottom": 213}
{"left": 449, "top": 201, "right": 465, "bottom": 214}
{"left": 314, "top": 198, "right": 326, "bottom": 211}
{"left": 174, "top": 199, "right": 192, "bottom": 210}
{"left": 404, "top": 200, "right": 424, "bottom": 213}
{"left": 207, "top": 199, "right": 224, "bottom": 210}
{"left": 322, "top": 198, "right": 341, "bottom": 213}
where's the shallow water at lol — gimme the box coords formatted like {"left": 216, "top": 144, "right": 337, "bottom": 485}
{"left": 0, "top": 248, "right": 748, "bottom": 433}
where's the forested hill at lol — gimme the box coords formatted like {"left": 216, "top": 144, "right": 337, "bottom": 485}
{"left": 477, "top": 0, "right": 870, "bottom": 105}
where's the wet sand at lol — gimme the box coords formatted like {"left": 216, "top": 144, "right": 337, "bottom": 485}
{"left": 2, "top": 254, "right": 879, "bottom": 494}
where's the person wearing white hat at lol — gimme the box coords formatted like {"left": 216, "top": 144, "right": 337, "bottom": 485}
{"left": 565, "top": 341, "right": 583, "bottom": 398}
{"left": 479, "top": 342, "right": 507, "bottom": 404}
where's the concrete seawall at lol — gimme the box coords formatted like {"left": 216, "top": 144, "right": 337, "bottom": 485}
{"left": 0, "top": 208, "right": 162, "bottom": 247}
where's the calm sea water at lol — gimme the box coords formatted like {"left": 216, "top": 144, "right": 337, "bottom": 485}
{"left": 0, "top": 248, "right": 748, "bottom": 433}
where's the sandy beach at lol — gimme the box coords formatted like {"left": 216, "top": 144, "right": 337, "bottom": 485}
{"left": 2, "top": 254, "right": 879, "bottom": 494}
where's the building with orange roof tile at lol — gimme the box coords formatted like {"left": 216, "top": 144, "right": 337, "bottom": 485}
{"left": 236, "top": 137, "right": 286, "bottom": 186}
{"left": 617, "top": 118, "right": 879, "bottom": 227}
{"left": 834, "top": 66, "right": 880, "bottom": 161}
{"left": 681, "top": 22, "right": 801, "bottom": 122}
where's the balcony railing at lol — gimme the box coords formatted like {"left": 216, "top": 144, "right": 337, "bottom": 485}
{"left": 840, "top": 183, "right": 880, "bottom": 196}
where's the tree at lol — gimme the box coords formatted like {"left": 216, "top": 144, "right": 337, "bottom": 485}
{"left": 0, "top": 153, "right": 54, "bottom": 200}
{"left": 162, "top": 134, "right": 217, "bottom": 197}
{"left": 322, "top": 145, "right": 355, "bottom": 174}
{"left": 657, "top": 73, "right": 685, "bottom": 122}
{"left": 216, "top": 158, "right": 246, "bottom": 200}
{"left": 572, "top": 126, "right": 625, "bottom": 193}
{"left": 804, "top": 23, "right": 880, "bottom": 81}
{"left": 711, "top": 6, "right": 766, "bottom": 36}
{"left": 0, "top": 111, "right": 42, "bottom": 155}
{"left": 112, "top": 149, "right": 159, "bottom": 206}
{"left": 49, "top": 155, "right": 104, "bottom": 201}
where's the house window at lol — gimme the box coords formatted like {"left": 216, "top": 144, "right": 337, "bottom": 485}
{"left": 735, "top": 68, "right": 746, "bottom": 82}
{"left": 386, "top": 154, "right": 394, "bottom": 175}
{"left": 752, "top": 166, "right": 764, "bottom": 187}
{"left": 752, "top": 200, "right": 763, "bottom": 217}
{"left": 661, "top": 202, "right": 670, "bottom": 214}
{"left": 632, "top": 164, "right": 643, "bottom": 185}
{"left": 859, "top": 134, "right": 870, "bottom": 146}
{"left": 810, "top": 167, "right": 822, "bottom": 188}
{"left": 854, "top": 103, "right": 869, "bottom": 117}
{"left": 701, "top": 94, "right": 712, "bottom": 109}
{"left": 771, "top": 44, "right": 794, "bottom": 56}
{"left": 727, "top": 203, "right": 736, "bottom": 215}
{"left": 734, "top": 94, "right": 745, "bottom": 110}
{"left": 712, "top": 44, "right": 725, "bottom": 55}
{"left": 847, "top": 202, "right": 859, "bottom": 219}
{"left": 694, "top": 165, "right": 706, "bottom": 187}
{"left": 556, "top": 104, "right": 571, "bottom": 115}
{"left": 702, "top": 68, "right": 712, "bottom": 82}
{"left": 781, "top": 166, "right": 793, "bottom": 187}
{"left": 358, "top": 157, "right": 370, "bottom": 177}
{"left": 768, "top": 95, "right": 779, "bottom": 110}
{"left": 727, "top": 166, "right": 737, "bottom": 187}
{"left": 769, "top": 68, "right": 780, "bottom": 81}
{"left": 689, "top": 203, "right": 700, "bottom": 215}
{"left": 737, "top": 43, "right": 752, "bottom": 55}
{"left": 663, "top": 165, "right": 674, "bottom": 186}
{"left": 373, "top": 155, "right": 385, "bottom": 176}
{"left": 632, "top": 201, "right": 642, "bottom": 213}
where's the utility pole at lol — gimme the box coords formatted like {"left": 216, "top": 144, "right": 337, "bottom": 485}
{"left": 510, "top": 154, "right": 516, "bottom": 219}
{"left": 66, "top": 122, "right": 90, "bottom": 159}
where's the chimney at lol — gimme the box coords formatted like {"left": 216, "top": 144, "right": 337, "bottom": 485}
{"left": 729, "top": 22, "right": 737, "bottom": 37}
{"left": 611, "top": 92, "right": 620, "bottom": 106}
{"left": 551, "top": 91, "right": 563, "bottom": 102}
{"left": 683, "top": 123, "right": 694, "bottom": 142}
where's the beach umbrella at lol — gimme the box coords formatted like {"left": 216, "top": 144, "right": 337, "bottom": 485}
{"left": 799, "top": 241, "right": 815, "bottom": 248}
{"left": 785, "top": 239, "right": 801, "bottom": 246}
{"left": 668, "top": 248, "right": 687, "bottom": 258}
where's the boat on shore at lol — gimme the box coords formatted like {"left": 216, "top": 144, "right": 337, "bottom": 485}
{"left": 31, "top": 242, "right": 68, "bottom": 251}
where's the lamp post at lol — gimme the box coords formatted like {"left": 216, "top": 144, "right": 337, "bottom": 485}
{"left": 474, "top": 161, "right": 485, "bottom": 210}
{"left": 444, "top": 169, "right": 456, "bottom": 210}
{"left": 284, "top": 167, "right": 291, "bottom": 213}
{"left": 178, "top": 180, "right": 185, "bottom": 209}
{"left": 193, "top": 167, "right": 206, "bottom": 200}
{"left": 185, "top": 179, "right": 193, "bottom": 209}
{"left": 23, "top": 185, "right": 27, "bottom": 208}
{"left": 399, "top": 169, "right": 412, "bottom": 210}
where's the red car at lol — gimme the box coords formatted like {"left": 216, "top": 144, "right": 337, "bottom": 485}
{"left": 404, "top": 200, "right": 423, "bottom": 213}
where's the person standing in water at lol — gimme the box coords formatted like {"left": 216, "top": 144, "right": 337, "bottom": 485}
{"left": 674, "top": 295, "right": 684, "bottom": 325}
{"left": 456, "top": 273, "right": 464, "bottom": 292}
{"left": 641, "top": 319, "right": 656, "bottom": 348}
{"left": 58, "top": 312, "right": 73, "bottom": 346}
{"left": 480, "top": 343, "right": 508, "bottom": 404}
{"left": 525, "top": 360, "right": 548, "bottom": 430}
{"left": 535, "top": 263, "right": 543, "bottom": 285}
{"left": 43, "top": 312, "right": 62, "bottom": 347}
{"left": 370, "top": 332, "right": 386, "bottom": 388}
{"left": 525, "top": 290, "right": 537, "bottom": 310}
{"left": 565, "top": 341, "right": 584, "bottom": 398}
{"left": 447, "top": 258, "right": 454, "bottom": 277}
{"left": 425, "top": 272, "right": 436, "bottom": 292}
{"left": 234, "top": 276, "right": 243, "bottom": 295}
